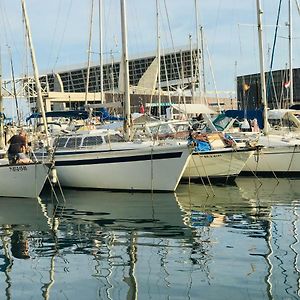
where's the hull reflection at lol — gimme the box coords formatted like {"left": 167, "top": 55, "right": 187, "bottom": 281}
{"left": 43, "top": 189, "right": 191, "bottom": 238}
{"left": 0, "top": 197, "right": 52, "bottom": 232}
{"left": 41, "top": 189, "right": 193, "bottom": 300}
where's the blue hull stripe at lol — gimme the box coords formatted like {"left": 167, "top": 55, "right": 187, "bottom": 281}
{"left": 55, "top": 151, "right": 183, "bottom": 166}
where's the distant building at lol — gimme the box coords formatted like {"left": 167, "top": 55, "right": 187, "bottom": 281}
{"left": 3, "top": 46, "right": 236, "bottom": 116}
{"left": 24, "top": 46, "right": 202, "bottom": 113}
{"left": 39, "top": 47, "right": 199, "bottom": 96}
{"left": 237, "top": 68, "right": 300, "bottom": 110}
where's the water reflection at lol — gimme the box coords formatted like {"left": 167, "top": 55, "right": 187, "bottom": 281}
{"left": 177, "top": 178, "right": 300, "bottom": 300}
{"left": 0, "top": 197, "right": 57, "bottom": 300}
{"left": 0, "top": 179, "right": 299, "bottom": 299}
{"left": 48, "top": 189, "right": 190, "bottom": 237}
{"left": 45, "top": 190, "right": 194, "bottom": 300}
{"left": 237, "top": 178, "right": 300, "bottom": 300}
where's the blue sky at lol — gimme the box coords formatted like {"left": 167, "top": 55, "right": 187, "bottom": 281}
{"left": 0, "top": 0, "right": 299, "bottom": 96}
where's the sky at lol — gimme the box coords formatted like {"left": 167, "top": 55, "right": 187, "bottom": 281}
{"left": 0, "top": 0, "right": 299, "bottom": 118}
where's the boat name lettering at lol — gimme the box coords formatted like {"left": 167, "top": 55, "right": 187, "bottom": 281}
{"left": 9, "top": 166, "right": 28, "bottom": 172}
{"left": 203, "top": 154, "right": 222, "bottom": 158}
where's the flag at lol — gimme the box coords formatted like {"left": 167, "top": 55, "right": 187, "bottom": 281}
{"left": 242, "top": 83, "right": 250, "bottom": 92}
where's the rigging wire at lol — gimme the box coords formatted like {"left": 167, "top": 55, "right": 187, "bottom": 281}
{"left": 210, "top": 0, "right": 222, "bottom": 58}
{"left": 266, "top": 0, "right": 283, "bottom": 109}
{"left": 7, "top": 46, "right": 21, "bottom": 126}
{"left": 47, "top": 0, "right": 63, "bottom": 70}
{"left": 203, "top": 33, "right": 219, "bottom": 109}
{"left": 163, "top": 0, "right": 181, "bottom": 82}
{"left": 0, "top": 1, "right": 23, "bottom": 70}
{"left": 295, "top": 0, "right": 300, "bottom": 15}
{"left": 51, "top": 0, "right": 73, "bottom": 73}
{"left": 128, "top": 0, "right": 147, "bottom": 55}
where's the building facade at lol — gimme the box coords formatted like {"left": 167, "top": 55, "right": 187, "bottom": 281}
{"left": 39, "top": 47, "right": 200, "bottom": 95}
{"left": 237, "top": 68, "right": 300, "bottom": 110}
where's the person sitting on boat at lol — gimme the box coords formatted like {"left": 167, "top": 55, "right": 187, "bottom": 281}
{"left": 15, "top": 145, "right": 33, "bottom": 164}
{"left": 7, "top": 130, "right": 32, "bottom": 164}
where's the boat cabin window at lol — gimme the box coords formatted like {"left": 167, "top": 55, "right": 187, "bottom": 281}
{"left": 269, "top": 118, "right": 297, "bottom": 130}
{"left": 173, "top": 123, "right": 190, "bottom": 132}
{"left": 148, "top": 124, "right": 172, "bottom": 135}
{"left": 105, "top": 134, "right": 125, "bottom": 143}
{"left": 65, "top": 137, "right": 83, "bottom": 148}
{"left": 82, "top": 136, "right": 104, "bottom": 147}
{"left": 212, "top": 115, "right": 228, "bottom": 131}
{"left": 55, "top": 137, "right": 68, "bottom": 148}
{"left": 282, "top": 118, "right": 296, "bottom": 129}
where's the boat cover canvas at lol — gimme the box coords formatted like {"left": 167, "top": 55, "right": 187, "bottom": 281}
{"left": 224, "top": 109, "right": 264, "bottom": 129}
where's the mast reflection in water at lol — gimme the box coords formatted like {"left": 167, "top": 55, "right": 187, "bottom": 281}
{"left": 0, "top": 178, "right": 299, "bottom": 299}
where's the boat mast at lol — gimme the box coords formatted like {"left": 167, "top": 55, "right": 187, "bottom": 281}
{"left": 0, "top": 47, "right": 4, "bottom": 149}
{"left": 156, "top": 0, "right": 161, "bottom": 119}
{"left": 120, "top": 0, "right": 131, "bottom": 141}
{"left": 194, "top": 0, "right": 203, "bottom": 102}
{"left": 21, "top": 0, "right": 50, "bottom": 144}
{"left": 189, "top": 34, "right": 195, "bottom": 104}
{"left": 288, "top": 0, "right": 294, "bottom": 106}
{"left": 256, "top": 0, "right": 269, "bottom": 135}
{"left": 99, "top": 0, "right": 104, "bottom": 103}
{"left": 85, "top": 0, "right": 94, "bottom": 105}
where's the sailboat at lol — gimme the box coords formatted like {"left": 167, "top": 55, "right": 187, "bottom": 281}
{"left": 241, "top": 0, "right": 300, "bottom": 176}
{"left": 38, "top": 0, "right": 192, "bottom": 192}
{"left": 0, "top": 0, "right": 52, "bottom": 198}
{"left": 183, "top": 144, "right": 254, "bottom": 182}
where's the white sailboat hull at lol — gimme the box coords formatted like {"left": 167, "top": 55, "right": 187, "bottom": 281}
{"left": 183, "top": 148, "right": 254, "bottom": 181}
{"left": 53, "top": 143, "right": 191, "bottom": 192}
{"left": 0, "top": 163, "right": 51, "bottom": 198}
{"left": 241, "top": 134, "right": 300, "bottom": 175}
{"left": 242, "top": 145, "right": 300, "bottom": 175}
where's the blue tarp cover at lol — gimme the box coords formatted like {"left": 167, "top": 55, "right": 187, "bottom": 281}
{"left": 188, "top": 138, "right": 211, "bottom": 152}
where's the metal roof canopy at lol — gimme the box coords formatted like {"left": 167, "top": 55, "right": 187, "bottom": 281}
{"left": 171, "top": 103, "right": 216, "bottom": 115}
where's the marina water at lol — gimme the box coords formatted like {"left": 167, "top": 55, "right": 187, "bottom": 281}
{"left": 0, "top": 177, "right": 299, "bottom": 299}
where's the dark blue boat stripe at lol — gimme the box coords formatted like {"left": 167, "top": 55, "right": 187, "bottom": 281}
{"left": 55, "top": 151, "right": 183, "bottom": 166}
